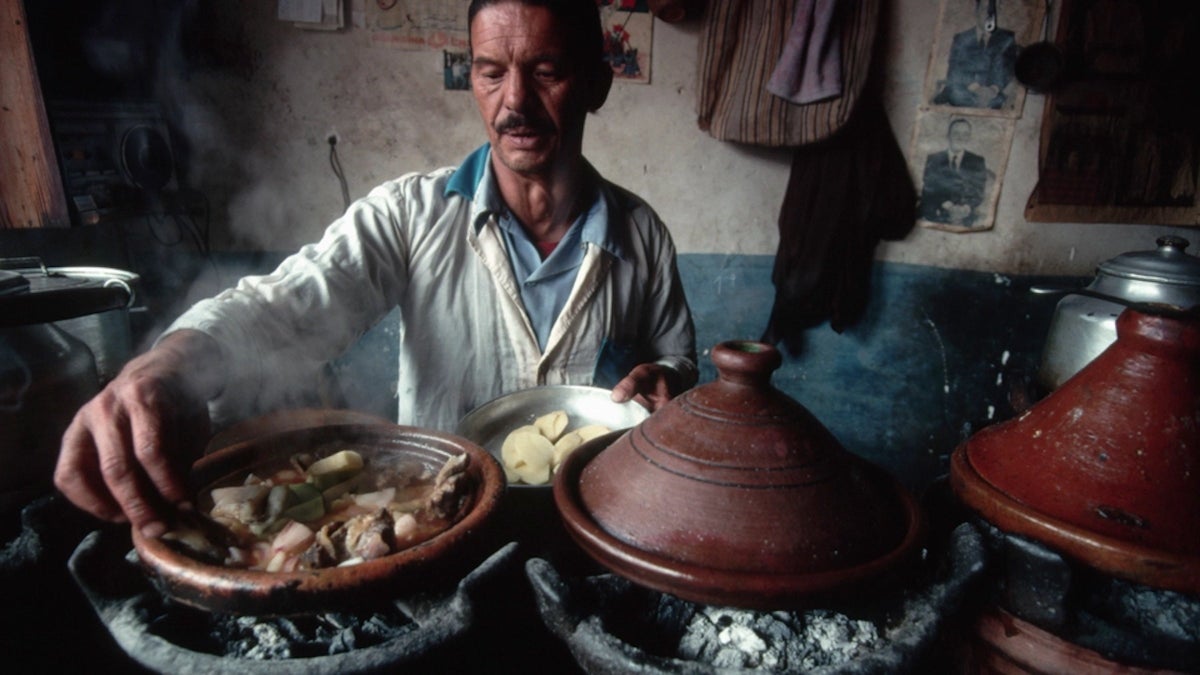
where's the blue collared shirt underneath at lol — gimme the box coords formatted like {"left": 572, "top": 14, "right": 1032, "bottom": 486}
{"left": 446, "top": 144, "right": 613, "bottom": 351}
{"left": 499, "top": 196, "right": 607, "bottom": 350}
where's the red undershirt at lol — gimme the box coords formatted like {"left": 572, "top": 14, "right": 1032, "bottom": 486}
{"left": 534, "top": 240, "right": 559, "bottom": 260}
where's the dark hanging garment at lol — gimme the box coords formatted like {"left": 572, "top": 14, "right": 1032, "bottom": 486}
{"left": 760, "top": 98, "right": 916, "bottom": 346}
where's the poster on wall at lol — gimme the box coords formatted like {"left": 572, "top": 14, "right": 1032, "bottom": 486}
{"left": 1024, "top": 0, "right": 1200, "bottom": 226}
{"left": 910, "top": 109, "right": 1014, "bottom": 233}
{"left": 367, "top": 0, "right": 469, "bottom": 51}
{"left": 598, "top": 1, "right": 653, "bottom": 85}
{"left": 923, "top": 0, "right": 1047, "bottom": 119}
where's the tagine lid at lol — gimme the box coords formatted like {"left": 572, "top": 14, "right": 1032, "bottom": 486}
{"left": 555, "top": 341, "right": 925, "bottom": 610}
{"left": 951, "top": 306, "right": 1200, "bottom": 595}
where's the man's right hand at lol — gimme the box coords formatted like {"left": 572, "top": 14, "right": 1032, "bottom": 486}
{"left": 54, "top": 330, "right": 224, "bottom": 538}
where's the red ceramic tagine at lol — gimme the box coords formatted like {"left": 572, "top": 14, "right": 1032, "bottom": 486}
{"left": 554, "top": 341, "right": 925, "bottom": 610}
{"left": 951, "top": 304, "right": 1200, "bottom": 595}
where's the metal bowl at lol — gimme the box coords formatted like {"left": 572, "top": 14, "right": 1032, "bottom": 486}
{"left": 455, "top": 385, "right": 650, "bottom": 489}
{"left": 131, "top": 423, "right": 506, "bottom": 616}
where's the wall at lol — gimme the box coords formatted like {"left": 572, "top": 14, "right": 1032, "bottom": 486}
{"left": 151, "top": 0, "right": 1195, "bottom": 275}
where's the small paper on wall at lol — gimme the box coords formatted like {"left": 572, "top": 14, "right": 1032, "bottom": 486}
{"left": 289, "top": 0, "right": 344, "bottom": 31}
{"left": 368, "top": 0, "right": 469, "bottom": 51}
{"left": 598, "top": 1, "right": 653, "bottom": 85}
{"left": 279, "top": 0, "right": 323, "bottom": 23}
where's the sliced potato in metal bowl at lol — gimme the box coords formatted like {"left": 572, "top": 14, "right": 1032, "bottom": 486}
{"left": 456, "top": 385, "right": 650, "bottom": 489}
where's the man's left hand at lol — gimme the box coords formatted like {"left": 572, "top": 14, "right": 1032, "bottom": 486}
{"left": 611, "top": 363, "right": 681, "bottom": 412}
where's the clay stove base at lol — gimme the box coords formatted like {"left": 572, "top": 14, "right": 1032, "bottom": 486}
{"left": 69, "top": 528, "right": 520, "bottom": 674}
{"left": 527, "top": 522, "right": 987, "bottom": 674}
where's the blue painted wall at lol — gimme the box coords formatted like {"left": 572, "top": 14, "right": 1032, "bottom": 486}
{"left": 676, "top": 255, "right": 1070, "bottom": 494}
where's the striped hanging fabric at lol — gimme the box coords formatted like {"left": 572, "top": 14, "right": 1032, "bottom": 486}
{"left": 696, "top": 0, "right": 881, "bottom": 147}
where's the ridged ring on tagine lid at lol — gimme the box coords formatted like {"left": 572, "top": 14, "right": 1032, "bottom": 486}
{"left": 554, "top": 340, "right": 926, "bottom": 610}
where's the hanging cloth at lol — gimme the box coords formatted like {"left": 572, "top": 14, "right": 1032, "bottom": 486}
{"left": 766, "top": 0, "right": 843, "bottom": 105}
{"left": 696, "top": 0, "right": 879, "bottom": 147}
{"left": 760, "top": 97, "right": 917, "bottom": 346}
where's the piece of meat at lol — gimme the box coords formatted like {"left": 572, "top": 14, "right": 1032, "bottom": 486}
{"left": 299, "top": 522, "right": 342, "bottom": 569}
{"left": 426, "top": 453, "right": 472, "bottom": 520}
{"left": 342, "top": 509, "right": 396, "bottom": 561}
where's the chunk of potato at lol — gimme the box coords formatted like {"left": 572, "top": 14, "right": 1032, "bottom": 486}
{"left": 552, "top": 431, "right": 584, "bottom": 469}
{"left": 574, "top": 424, "right": 611, "bottom": 442}
{"left": 501, "top": 425, "right": 542, "bottom": 467}
{"left": 511, "top": 432, "right": 554, "bottom": 485}
{"left": 500, "top": 414, "right": 612, "bottom": 484}
{"left": 533, "top": 410, "right": 569, "bottom": 442}
{"left": 552, "top": 425, "right": 611, "bottom": 472}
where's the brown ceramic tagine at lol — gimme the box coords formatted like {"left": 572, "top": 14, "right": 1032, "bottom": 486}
{"left": 951, "top": 304, "right": 1200, "bottom": 595}
{"left": 554, "top": 341, "right": 925, "bottom": 610}
{"left": 133, "top": 422, "right": 506, "bottom": 616}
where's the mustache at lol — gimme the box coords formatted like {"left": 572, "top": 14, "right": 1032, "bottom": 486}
{"left": 496, "top": 114, "right": 554, "bottom": 135}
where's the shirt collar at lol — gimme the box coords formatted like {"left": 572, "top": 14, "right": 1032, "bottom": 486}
{"left": 447, "top": 143, "right": 625, "bottom": 260}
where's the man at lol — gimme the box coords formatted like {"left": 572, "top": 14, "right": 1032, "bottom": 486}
{"left": 934, "top": 0, "right": 1018, "bottom": 110}
{"left": 54, "top": 0, "right": 697, "bottom": 539}
{"left": 920, "top": 117, "right": 988, "bottom": 227}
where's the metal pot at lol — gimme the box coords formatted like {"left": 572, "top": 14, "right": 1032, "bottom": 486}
{"left": 0, "top": 257, "right": 140, "bottom": 384}
{"left": 0, "top": 268, "right": 126, "bottom": 512}
{"left": 1034, "top": 235, "right": 1200, "bottom": 391}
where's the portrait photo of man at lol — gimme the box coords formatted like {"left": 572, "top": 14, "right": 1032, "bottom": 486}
{"left": 919, "top": 117, "right": 991, "bottom": 229}
{"left": 934, "top": 0, "right": 1019, "bottom": 110}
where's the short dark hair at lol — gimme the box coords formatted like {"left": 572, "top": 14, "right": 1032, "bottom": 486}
{"left": 467, "top": 0, "right": 605, "bottom": 72}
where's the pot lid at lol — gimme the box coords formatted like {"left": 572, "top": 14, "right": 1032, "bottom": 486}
{"left": 0, "top": 261, "right": 133, "bottom": 327}
{"left": 1091, "top": 236, "right": 1200, "bottom": 305}
{"left": 554, "top": 341, "right": 925, "bottom": 610}
{"left": 0, "top": 269, "right": 30, "bottom": 297}
{"left": 952, "top": 305, "right": 1200, "bottom": 595}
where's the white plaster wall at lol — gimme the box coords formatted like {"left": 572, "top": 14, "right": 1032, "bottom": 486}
{"left": 178, "top": 1, "right": 1196, "bottom": 276}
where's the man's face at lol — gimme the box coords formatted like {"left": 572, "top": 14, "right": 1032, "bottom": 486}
{"left": 948, "top": 121, "right": 972, "bottom": 152}
{"left": 470, "top": 2, "right": 593, "bottom": 179}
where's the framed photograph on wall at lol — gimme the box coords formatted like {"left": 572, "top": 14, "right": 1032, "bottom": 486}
{"left": 910, "top": 110, "right": 1016, "bottom": 233}
{"left": 923, "top": 0, "right": 1048, "bottom": 118}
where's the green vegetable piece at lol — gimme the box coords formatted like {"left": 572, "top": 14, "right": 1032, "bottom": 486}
{"left": 280, "top": 482, "right": 325, "bottom": 522}
{"left": 281, "top": 494, "right": 326, "bottom": 522}
{"left": 306, "top": 450, "right": 365, "bottom": 490}
{"left": 288, "top": 482, "right": 322, "bottom": 504}
{"left": 320, "top": 474, "right": 362, "bottom": 502}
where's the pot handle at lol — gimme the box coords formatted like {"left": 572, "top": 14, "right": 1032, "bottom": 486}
{"left": 1031, "top": 285, "right": 1198, "bottom": 315}
{"left": 0, "top": 285, "right": 131, "bottom": 327}
{"left": 102, "top": 277, "right": 136, "bottom": 308}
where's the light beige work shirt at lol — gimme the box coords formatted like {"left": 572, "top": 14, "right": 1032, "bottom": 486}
{"left": 165, "top": 145, "right": 697, "bottom": 431}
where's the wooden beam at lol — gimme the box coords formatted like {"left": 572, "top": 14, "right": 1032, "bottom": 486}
{"left": 0, "top": 0, "right": 69, "bottom": 229}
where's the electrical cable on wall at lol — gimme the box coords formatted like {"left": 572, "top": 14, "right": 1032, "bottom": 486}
{"left": 329, "top": 134, "right": 351, "bottom": 212}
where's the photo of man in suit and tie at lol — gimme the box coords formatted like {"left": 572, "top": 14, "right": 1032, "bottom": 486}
{"left": 934, "top": 0, "right": 1019, "bottom": 110}
{"left": 920, "top": 117, "right": 990, "bottom": 228}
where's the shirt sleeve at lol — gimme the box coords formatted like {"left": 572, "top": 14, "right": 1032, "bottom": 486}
{"left": 644, "top": 218, "right": 699, "bottom": 390}
{"left": 160, "top": 182, "right": 411, "bottom": 423}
